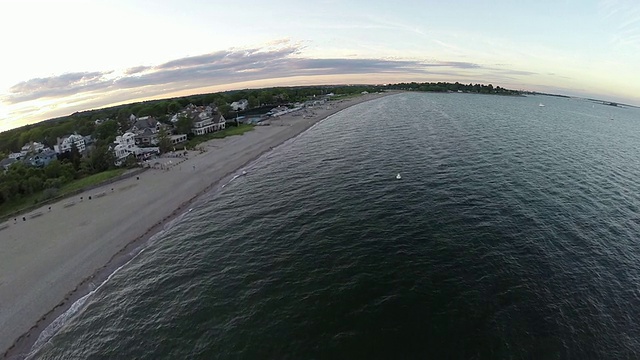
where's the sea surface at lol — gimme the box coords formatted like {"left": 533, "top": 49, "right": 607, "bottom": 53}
{"left": 31, "top": 93, "right": 640, "bottom": 359}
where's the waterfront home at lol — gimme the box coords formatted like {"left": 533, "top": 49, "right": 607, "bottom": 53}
{"left": 112, "top": 132, "right": 141, "bottom": 164}
{"left": 112, "top": 132, "right": 159, "bottom": 165}
{"left": 54, "top": 134, "right": 86, "bottom": 154}
{"left": 191, "top": 112, "right": 226, "bottom": 135}
{"left": 231, "top": 99, "right": 249, "bottom": 111}
{"left": 20, "top": 141, "right": 46, "bottom": 157}
{"left": 134, "top": 128, "right": 159, "bottom": 146}
{"left": 131, "top": 116, "right": 160, "bottom": 133}
{"left": 127, "top": 116, "right": 163, "bottom": 146}
{"left": 29, "top": 148, "right": 57, "bottom": 167}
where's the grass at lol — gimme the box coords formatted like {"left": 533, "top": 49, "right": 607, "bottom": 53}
{"left": 0, "top": 168, "right": 127, "bottom": 221}
{"left": 185, "top": 124, "right": 255, "bottom": 149}
{"left": 0, "top": 193, "right": 42, "bottom": 220}
{"left": 58, "top": 168, "right": 127, "bottom": 194}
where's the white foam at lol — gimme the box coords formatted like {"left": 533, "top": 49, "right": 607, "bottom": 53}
{"left": 26, "top": 254, "right": 136, "bottom": 359}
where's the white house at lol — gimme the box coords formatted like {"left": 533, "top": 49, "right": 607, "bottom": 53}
{"left": 20, "top": 141, "right": 45, "bottom": 156}
{"left": 230, "top": 99, "right": 249, "bottom": 111}
{"left": 191, "top": 112, "right": 226, "bottom": 135}
{"left": 54, "top": 134, "right": 86, "bottom": 154}
{"left": 113, "top": 132, "right": 139, "bottom": 161}
{"left": 113, "top": 132, "right": 158, "bottom": 165}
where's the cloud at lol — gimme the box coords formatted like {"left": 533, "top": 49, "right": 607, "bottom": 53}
{"left": 6, "top": 71, "right": 113, "bottom": 103}
{"left": 1, "top": 40, "right": 539, "bottom": 130}
{"left": 599, "top": 0, "right": 640, "bottom": 48}
{"left": 427, "top": 61, "right": 481, "bottom": 69}
{"left": 124, "top": 65, "right": 150, "bottom": 75}
{"left": 493, "top": 69, "right": 537, "bottom": 76}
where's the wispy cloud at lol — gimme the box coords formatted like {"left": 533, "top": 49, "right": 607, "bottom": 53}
{"left": 599, "top": 0, "right": 640, "bottom": 48}
{"left": 124, "top": 66, "right": 151, "bottom": 75}
{"left": 7, "top": 71, "right": 113, "bottom": 103}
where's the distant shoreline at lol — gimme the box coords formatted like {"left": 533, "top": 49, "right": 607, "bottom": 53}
{"left": 0, "top": 91, "right": 400, "bottom": 360}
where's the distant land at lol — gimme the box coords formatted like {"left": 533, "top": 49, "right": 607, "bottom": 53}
{"left": 522, "top": 91, "right": 639, "bottom": 109}
{"left": 2, "top": 82, "right": 521, "bottom": 135}
{"left": 2, "top": 82, "right": 635, "bottom": 137}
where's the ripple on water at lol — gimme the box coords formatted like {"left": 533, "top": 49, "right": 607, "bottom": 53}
{"left": 33, "top": 93, "right": 640, "bottom": 359}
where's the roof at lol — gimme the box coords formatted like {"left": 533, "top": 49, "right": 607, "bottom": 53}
{"left": 213, "top": 113, "right": 225, "bottom": 123}
{"left": 133, "top": 117, "right": 158, "bottom": 130}
{"left": 40, "top": 148, "right": 57, "bottom": 157}
{"left": 0, "top": 158, "right": 17, "bottom": 168}
{"left": 136, "top": 128, "right": 156, "bottom": 136}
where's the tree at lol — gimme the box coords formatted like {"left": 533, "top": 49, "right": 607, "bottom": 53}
{"left": 175, "top": 115, "right": 193, "bottom": 135}
{"left": 81, "top": 145, "right": 114, "bottom": 174}
{"left": 94, "top": 120, "right": 118, "bottom": 143}
{"left": 157, "top": 127, "right": 172, "bottom": 154}
{"left": 117, "top": 115, "right": 131, "bottom": 134}
{"left": 44, "top": 159, "right": 63, "bottom": 178}
{"left": 167, "top": 101, "right": 181, "bottom": 114}
{"left": 123, "top": 154, "right": 138, "bottom": 168}
{"left": 217, "top": 103, "right": 231, "bottom": 118}
{"left": 258, "top": 91, "right": 272, "bottom": 106}
{"left": 248, "top": 95, "right": 259, "bottom": 109}
{"left": 68, "top": 142, "right": 82, "bottom": 171}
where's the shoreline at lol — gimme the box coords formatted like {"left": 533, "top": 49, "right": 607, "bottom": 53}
{"left": 1, "top": 91, "right": 400, "bottom": 360}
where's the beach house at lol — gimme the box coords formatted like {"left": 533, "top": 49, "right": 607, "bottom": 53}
{"left": 29, "top": 148, "right": 57, "bottom": 168}
{"left": 54, "top": 134, "right": 86, "bottom": 154}
{"left": 129, "top": 116, "right": 161, "bottom": 146}
{"left": 20, "top": 142, "right": 46, "bottom": 157}
{"left": 231, "top": 99, "right": 249, "bottom": 111}
{"left": 191, "top": 111, "right": 226, "bottom": 135}
{"left": 112, "top": 132, "right": 159, "bottom": 165}
{"left": 112, "top": 132, "right": 140, "bottom": 163}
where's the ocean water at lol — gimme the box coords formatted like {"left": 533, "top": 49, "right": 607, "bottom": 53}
{"left": 31, "top": 93, "right": 640, "bottom": 359}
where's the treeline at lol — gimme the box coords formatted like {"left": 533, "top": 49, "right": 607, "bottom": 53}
{"left": 0, "top": 85, "right": 379, "bottom": 156}
{"left": 386, "top": 82, "right": 520, "bottom": 95}
{"left": 0, "top": 85, "right": 381, "bottom": 206}
{"left": 0, "top": 147, "right": 127, "bottom": 207}
{"left": 0, "top": 82, "right": 521, "bottom": 155}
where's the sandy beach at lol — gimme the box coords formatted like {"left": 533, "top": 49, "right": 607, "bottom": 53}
{"left": 0, "top": 91, "right": 397, "bottom": 359}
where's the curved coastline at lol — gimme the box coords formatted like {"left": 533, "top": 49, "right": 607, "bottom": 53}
{"left": 1, "top": 91, "right": 398, "bottom": 360}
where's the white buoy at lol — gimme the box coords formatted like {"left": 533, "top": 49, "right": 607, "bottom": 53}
{"left": 242, "top": 170, "right": 247, "bottom": 175}
{"left": 396, "top": 173, "right": 402, "bottom": 180}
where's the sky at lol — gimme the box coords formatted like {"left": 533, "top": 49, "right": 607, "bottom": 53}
{"left": 1, "top": 0, "right": 639, "bottom": 132}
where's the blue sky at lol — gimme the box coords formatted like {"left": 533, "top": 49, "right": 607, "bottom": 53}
{"left": 1, "top": 0, "right": 639, "bottom": 131}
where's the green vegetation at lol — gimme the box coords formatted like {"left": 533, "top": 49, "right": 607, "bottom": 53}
{"left": 57, "top": 168, "right": 126, "bottom": 194}
{"left": 386, "top": 81, "right": 521, "bottom": 95}
{"left": 0, "top": 167, "right": 126, "bottom": 220}
{"left": 185, "top": 124, "right": 255, "bottom": 149}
